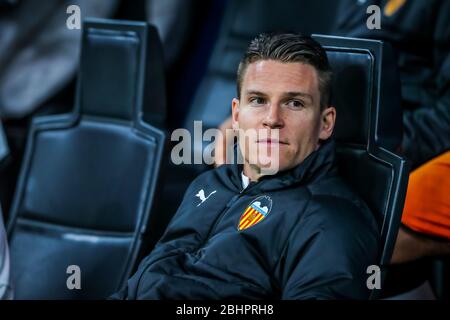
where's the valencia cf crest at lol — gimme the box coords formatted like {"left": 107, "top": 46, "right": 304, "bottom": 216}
{"left": 238, "top": 196, "right": 272, "bottom": 231}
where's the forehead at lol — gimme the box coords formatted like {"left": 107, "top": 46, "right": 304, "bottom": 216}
{"left": 242, "top": 60, "right": 319, "bottom": 95}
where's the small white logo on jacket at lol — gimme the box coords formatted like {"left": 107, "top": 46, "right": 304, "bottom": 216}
{"left": 195, "top": 189, "right": 216, "bottom": 206}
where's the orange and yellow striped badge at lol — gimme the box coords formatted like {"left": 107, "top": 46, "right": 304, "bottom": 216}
{"left": 238, "top": 196, "right": 272, "bottom": 231}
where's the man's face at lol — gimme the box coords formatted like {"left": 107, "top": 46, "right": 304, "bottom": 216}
{"left": 232, "top": 60, "right": 335, "bottom": 175}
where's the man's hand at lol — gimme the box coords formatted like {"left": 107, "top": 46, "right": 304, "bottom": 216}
{"left": 390, "top": 226, "right": 450, "bottom": 264}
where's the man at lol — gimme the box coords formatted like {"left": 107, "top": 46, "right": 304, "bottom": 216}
{"left": 112, "top": 33, "right": 379, "bottom": 300}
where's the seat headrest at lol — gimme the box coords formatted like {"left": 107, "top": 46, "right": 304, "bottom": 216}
{"left": 313, "top": 35, "right": 402, "bottom": 151}
{"left": 77, "top": 19, "right": 166, "bottom": 125}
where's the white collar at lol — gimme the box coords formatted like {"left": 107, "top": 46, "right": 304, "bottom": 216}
{"left": 241, "top": 171, "right": 250, "bottom": 189}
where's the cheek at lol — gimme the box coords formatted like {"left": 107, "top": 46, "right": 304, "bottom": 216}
{"left": 237, "top": 108, "right": 262, "bottom": 129}
{"left": 286, "top": 114, "right": 320, "bottom": 148}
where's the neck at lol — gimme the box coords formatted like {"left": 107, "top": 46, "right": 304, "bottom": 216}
{"left": 242, "top": 143, "right": 323, "bottom": 182}
{"left": 243, "top": 162, "right": 265, "bottom": 182}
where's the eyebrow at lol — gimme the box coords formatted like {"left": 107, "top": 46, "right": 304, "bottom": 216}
{"left": 245, "top": 90, "right": 314, "bottom": 103}
{"left": 245, "top": 90, "right": 269, "bottom": 98}
{"left": 283, "top": 91, "right": 314, "bottom": 103}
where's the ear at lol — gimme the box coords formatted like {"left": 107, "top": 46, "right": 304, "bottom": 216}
{"left": 231, "top": 98, "right": 240, "bottom": 130}
{"left": 318, "top": 106, "right": 336, "bottom": 140}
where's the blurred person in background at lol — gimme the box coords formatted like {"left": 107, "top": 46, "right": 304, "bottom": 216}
{"left": 0, "top": 0, "right": 118, "bottom": 119}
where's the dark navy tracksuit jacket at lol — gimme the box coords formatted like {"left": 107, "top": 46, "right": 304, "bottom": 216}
{"left": 113, "top": 139, "right": 380, "bottom": 299}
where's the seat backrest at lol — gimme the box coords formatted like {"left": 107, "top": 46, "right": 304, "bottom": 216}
{"left": 311, "top": 36, "right": 409, "bottom": 299}
{"left": 6, "top": 18, "right": 166, "bottom": 299}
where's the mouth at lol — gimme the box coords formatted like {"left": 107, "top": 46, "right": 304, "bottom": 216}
{"left": 256, "top": 139, "right": 288, "bottom": 146}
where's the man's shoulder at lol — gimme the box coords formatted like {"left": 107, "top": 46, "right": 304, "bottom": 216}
{"left": 183, "top": 165, "right": 237, "bottom": 198}
{"left": 303, "top": 175, "right": 379, "bottom": 236}
{"left": 308, "top": 174, "right": 371, "bottom": 213}
{"left": 188, "top": 166, "right": 225, "bottom": 187}
{"left": 295, "top": 189, "right": 380, "bottom": 261}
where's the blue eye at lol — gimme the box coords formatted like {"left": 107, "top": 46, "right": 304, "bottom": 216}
{"left": 287, "top": 100, "right": 304, "bottom": 108}
{"left": 249, "top": 97, "right": 266, "bottom": 106}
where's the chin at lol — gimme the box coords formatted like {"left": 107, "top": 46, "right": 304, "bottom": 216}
{"left": 254, "top": 155, "right": 282, "bottom": 175}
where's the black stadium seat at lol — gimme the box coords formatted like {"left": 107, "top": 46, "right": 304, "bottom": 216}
{"left": 6, "top": 18, "right": 166, "bottom": 299}
{"left": 312, "top": 35, "right": 410, "bottom": 299}
{"left": 182, "top": 30, "right": 410, "bottom": 297}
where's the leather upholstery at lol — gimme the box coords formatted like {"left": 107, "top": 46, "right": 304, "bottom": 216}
{"left": 6, "top": 18, "right": 166, "bottom": 299}
{"left": 315, "top": 35, "right": 403, "bottom": 151}
{"left": 312, "top": 36, "right": 409, "bottom": 276}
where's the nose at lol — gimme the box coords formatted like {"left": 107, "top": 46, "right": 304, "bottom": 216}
{"left": 262, "top": 104, "right": 284, "bottom": 129}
